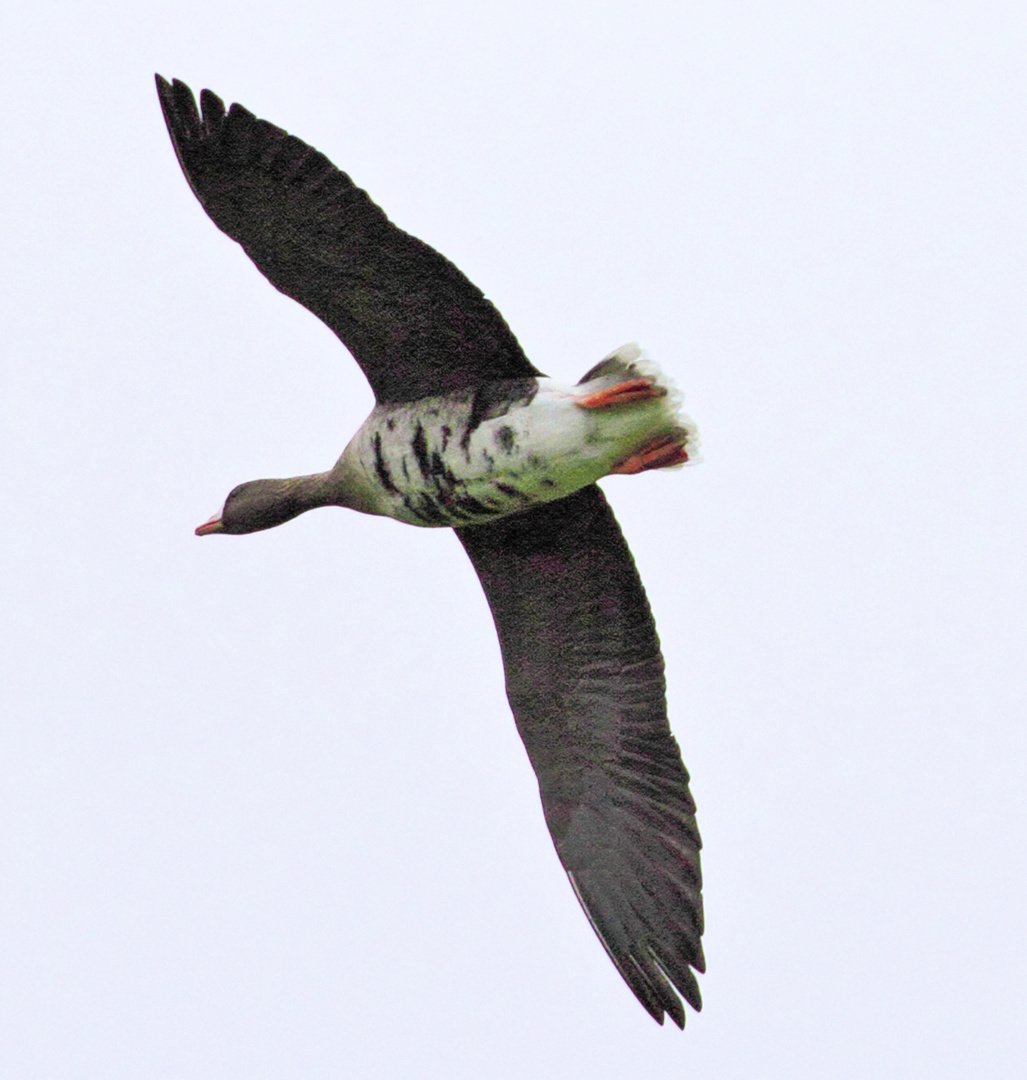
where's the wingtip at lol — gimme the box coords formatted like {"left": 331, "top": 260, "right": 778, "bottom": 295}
{"left": 640, "top": 990, "right": 685, "bottom": 1030}
{"left": 199, "top": 86, "right": 227, "bottom": 128}
{"left": 154, "top": 73, "right": 186, "bottom": 106}
{"left": 565, "top": 866, "right": 701, "bottom": 1030}
{"left": 154, "top": 73, "right": 173, "bottom": 111}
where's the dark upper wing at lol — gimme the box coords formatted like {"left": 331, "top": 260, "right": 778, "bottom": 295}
{"left": 155, "top": 76, "right": 540, "bottom": 403}
{"left": 456, "top": 486, "right": 703, "bottom": 1027}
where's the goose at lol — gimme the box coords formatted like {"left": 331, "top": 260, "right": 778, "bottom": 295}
{"left": 156, "top": 75, "right": 704, "bottom": 1027}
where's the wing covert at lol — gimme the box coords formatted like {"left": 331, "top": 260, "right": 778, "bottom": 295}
{"left": 156, "top": 75, "right": 540, "bottom": 402}
{"left": 456, "top": 486, "right": 704, "bottom": 1026}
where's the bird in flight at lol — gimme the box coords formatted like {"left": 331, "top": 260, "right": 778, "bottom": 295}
{"left": 156, "top": 75, "right": 704, "bottom": 1027}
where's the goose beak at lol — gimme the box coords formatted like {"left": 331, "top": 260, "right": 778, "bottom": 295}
{"left": 195, "top": 513, "right": 224, "bottom": 536}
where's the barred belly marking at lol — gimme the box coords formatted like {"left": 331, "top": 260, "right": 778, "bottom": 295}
{"left": 345, "top": 381, "right": 541, "bottom": 526}
{"left": 337, "top": 368, "right": 691, "bottom": 528}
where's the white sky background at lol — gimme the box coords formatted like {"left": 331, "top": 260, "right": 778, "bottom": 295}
{"left": 1, "top": 1, "right": 1024, "bottom": 1076}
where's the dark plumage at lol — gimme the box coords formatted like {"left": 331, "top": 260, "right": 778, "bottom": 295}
{"left": 457, "top": 487, "right": 703, "bottom": 1025}
{"left": 157, "top": 75, "right": 703, "bottom": 1026}
{"left": 156, "top": 75, "right": 539, "bottom": 403}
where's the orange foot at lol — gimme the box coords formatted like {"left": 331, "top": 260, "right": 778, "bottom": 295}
{"left": 576, "top": 378, "right": 666, "bottom": 409}
{"left": 609, "top": 434, "right": 690, "bottom": 475}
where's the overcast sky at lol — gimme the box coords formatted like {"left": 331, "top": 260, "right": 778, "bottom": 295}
{"left": 2, "top": 2, "right": 1024, "bottom": 1077}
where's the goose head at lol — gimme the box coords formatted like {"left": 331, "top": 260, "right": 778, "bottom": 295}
{"left": 195, "top": 475, "right": 332, "bottom": 536}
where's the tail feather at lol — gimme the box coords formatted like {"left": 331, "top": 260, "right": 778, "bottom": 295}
{"left": 577, "top": 343, "right": 649, "bottom": 385}
{"left": 578, "top": 344, "right": 701, "bottom": 467}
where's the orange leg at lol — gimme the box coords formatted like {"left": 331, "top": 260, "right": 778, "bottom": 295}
{"left": 576, "top": 378, "right": 666, "bottom": 409}
{"left": 609, "top": 434, "right": 690, "bottom": 475}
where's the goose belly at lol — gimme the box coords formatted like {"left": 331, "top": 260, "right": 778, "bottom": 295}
{"left": 340, "top": 379, "right": 681, "bottom": 528}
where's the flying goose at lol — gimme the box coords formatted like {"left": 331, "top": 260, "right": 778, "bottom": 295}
{"left": 156, "top": 75, "right": 704, "bottom": 1027}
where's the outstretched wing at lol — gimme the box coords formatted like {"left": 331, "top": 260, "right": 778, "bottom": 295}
{"left": 156, "top": 76, "right": 540, "bottom": 403}
{"left": 456, "top": 486, "right": 704, "bottom": 1026}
